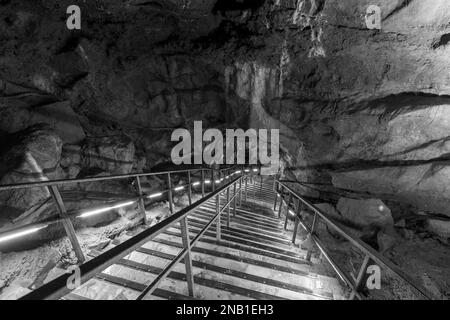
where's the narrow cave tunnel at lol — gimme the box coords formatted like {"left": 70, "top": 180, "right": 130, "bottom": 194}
{"left": 0, "top": 0, "right": 449, "bottom": 303}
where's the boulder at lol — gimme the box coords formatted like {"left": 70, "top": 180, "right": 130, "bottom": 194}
{"left": 0, "top": 102, "right": 85, "bottom": 144}
{"left": 426, "top": 219, "right": 450, "bottom": 240}
{"left": 0, "top": 125, "right": 63, "bottom": 215}
{"left": 336, "top": 198, "right": 394, "bottom": 231}
{"left": 82, "top": 136, "right": 135, "bottom": 174}
{"left": 29, "top": 102, "right": 86, "bottom": 144}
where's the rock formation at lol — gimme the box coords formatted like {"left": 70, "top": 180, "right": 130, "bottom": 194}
{"left": 0, "top": 0, "right": 450, "bottom": 299}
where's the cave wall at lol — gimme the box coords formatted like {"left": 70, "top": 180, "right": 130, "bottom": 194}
{"left": 1, "top": 0, "right": 450, "bottom": 236}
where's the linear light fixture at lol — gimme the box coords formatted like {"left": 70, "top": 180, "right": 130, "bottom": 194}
{"left": 244, "top": 169, "right": 250, "bottom": 173}
{"left": 215, "top": 180, "right": 221, "bottom": 184}
{"left": 253, "top": 168, "right": 258, "bottom": 172}
{"left": 205, "top": 180, "right": 211, "bottom": 184}
{"left": 235, "top": 170, "right": 242, "bottom": 174}
{"left": 192, "top": 182, "right": 200, "bottom": 186}
{"left": 0, "top": 225, "right": 48, "bottom": 244}
{"left": 78, "top": 201, "right": 135, "bottom": 218}
{"left": 174, "top": 186, "right": 184, "bottom": 191}
{"left": 148, "top": 192, "right": 163, "bottom": 199}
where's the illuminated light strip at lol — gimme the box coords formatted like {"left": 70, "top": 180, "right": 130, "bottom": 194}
{"left": 0, "top": 226, "right": 48, "bottom": 244}
{"left": 244, "top": 169, "right": 250, "bottom": 173}
{"left": 174, "top": 186, "right": 184, "bottom": 191}
{"left": 78, "top": 201, "right": 135, "bottom": 218}
{"left": 148, "top": 192, "right": 162, "bottom": 199}
{"left": 205, "top": 180, "right": 211, "bottom": 184}
{"left": 226, "top": 176, "right": 230, "bottom": 179}
{"left": 215, "top": 180, "right": 221, "bottom": 184}
{"left": 253, "top": 168, "right": 258, "bottom": 172}
{"left": 235, "top": 170, "right": 242, "bottom": 174}
{"left": 192, "top": 182, "right": 200, "bottom": 186}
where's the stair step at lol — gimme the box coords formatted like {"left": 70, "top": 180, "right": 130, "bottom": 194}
{"left": 151, "top": 233, "right": 313, "bottom": 266}
{"left": 165, "top": 226, "right": 305, "bottom": 260}
{"left": 117, "top": 253, "right": 327, "bottom": 300}
{"left": 108, "top": 260, "right": 282, "bottom": 300}
{"left": 200, "top": 205, "right": 282, "bottom": 229}
{"left": 137, "top": 245, "right": 312, "bottom": 277}
{"left": 191, "top": 210, "right": 291, "bottom": 240}
{"left": 134, "top": 246, "right": 335, "bottom": 299}
{"left": 188, "top": 212, "right": 292, "bottom": 245}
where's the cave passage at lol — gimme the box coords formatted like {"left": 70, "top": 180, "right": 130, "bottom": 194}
{"left": 0, "top": 0, "right": 449, "bottom": 303}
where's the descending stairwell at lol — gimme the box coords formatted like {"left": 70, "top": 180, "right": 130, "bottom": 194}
{"left": 62, "top": 178, "right": 346, "bottom": 300}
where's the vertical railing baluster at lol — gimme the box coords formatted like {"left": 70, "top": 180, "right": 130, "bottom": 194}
{"left": 167, "top": 173, "right": 174, "bottom": 215}
{"left": 305, "top": 212, "right": 318, "bottom": 261}
{"left": 239, "top": 176, "right": 243, "bottom": 207}
{"left": 212, "top": 169, "right": 215, "bottom": 192}
{"left": 201, "top": 169, "right": 205, "bottom": 198}
{"left": 233, "top": 182, "right": 237, "bottom": 217}
{"left": 187, "top": 171, "right": 192, "bottom": 206}
{"left": 216, "top": 191, "right": 221, "bottom": 241}
{"left": 349, "top": 255, "right": 371, "bottom": 300}
{"left": 136, "top": 176, "right": 148, "bottom": 225}
{"left": 49, "top": 186, "right": 85, "bottom": 263}
{"left": 180, "top": 217, "right": 195, "bottom": 297}
{"left": 226, "top": 186, "right": 230, "bottom": 228}
{"left": 273, "top": 182, "right": 278, "bottom": 211}
{"left": 244, "top": 176, "right": 248, "bottom": 203}
{"left": 260, "top": 175, "right": 263, "bottom": 197}
{"left": 284, "top": 193, "right": 293, "bottom": 229}
{"left": 278, "top": 186, "right": 284, "bottom": 218}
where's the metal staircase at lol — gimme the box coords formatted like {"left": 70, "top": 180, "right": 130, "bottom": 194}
{"left": 64, "top": 179, "right": 345, "bottom": 300}
{"left": 0, "top": 166, "right": 433, "bottom": 300}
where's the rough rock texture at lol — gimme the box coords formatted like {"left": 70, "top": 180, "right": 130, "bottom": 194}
{"left": 0, "top": 125, "right": 62, "bottom": 217}
{"left": 336, "top": 198, "right": 394, "bottom": 230}
{"left": 81, "top": 136, "right": 136, "bottom": 175}
{"left": 1, "top": 0, "right": 450, "bottom": 299}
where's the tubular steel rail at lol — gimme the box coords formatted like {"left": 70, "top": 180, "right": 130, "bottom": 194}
{"left": 20, "top": 174, "right": 247, "bottom": 300}
{"left": 273, "top": 180, "right": 434, "bottom": 300}
{"left": 0, "top": 165, "right": 246, "bottom": 264}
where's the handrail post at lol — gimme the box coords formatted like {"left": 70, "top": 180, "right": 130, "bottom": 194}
{"left": 180, "top": 217, "right": 195, "bottom": 297}
{"left": 292, "top": 216, "right": 300, "bottom": 244}
{"left": 201, "top": 169, "right": 205, "bottom": 197}
{"left": 216, "top": 191, "right": 221, "bottom": 241}
{"left": 304, "top": 212, "right": 318, "bottom": 261}
{"left": 136, "top": 176, "right": 148, "bottom": 225}
{"left": 239, "top": 176, "right": 243, "bottom": 207}
{"left": 49, "top": 185, "right": 85, "bottom": 263}
{"left": 187, "top": 171, "right": 192, "bottom": 206}
{"left": 284, "top": 193, "right": 293, "bottom": 230}
{"left": 349, "top": 254, "right": 371, "bottom": 300}
{"left": 273, "top": 182, "right": 278, "bottom": 211}
{"left": 167, "top": 173, "right": 174, "bottom": 215}
{"left": 260, "top": 175, "right": 263, "bottom": 197}
{"left": 278, "top": 186, "right": 284, "bottom": 218}
{"left": 244, "top": 176, "right": 248, "bottom": 203}
{"left": 226, "top": 186, "right": 231, "bottom": 228}
{"left": 233, "top": 182, "right": 237, "bottom": 217}
{"left": 212, "top": 169, "right": 215, "bottom": 192}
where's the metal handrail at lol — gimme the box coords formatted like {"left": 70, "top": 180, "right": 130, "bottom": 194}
{"left": 0, "top": 166, "right": 233, "bottom": 191}
{"left": 274, "top": 180, "right": 434, "bottom": 300}
{"left": 0, "top": 165, "right": 243, "bottom": 263}
{"left": 20, "top": 175, "right": 245, "bottom": 300}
